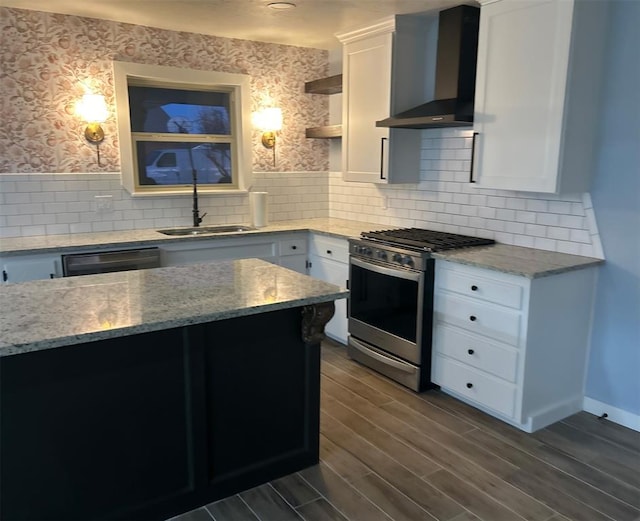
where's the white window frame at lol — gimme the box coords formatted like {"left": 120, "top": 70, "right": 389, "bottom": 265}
{"left": 113, "top": 61, "right": 253, "bottom": 196}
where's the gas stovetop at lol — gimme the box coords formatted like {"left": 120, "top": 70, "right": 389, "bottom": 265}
{"left": 360, "top": 228, "right": 495, "bottom": 253}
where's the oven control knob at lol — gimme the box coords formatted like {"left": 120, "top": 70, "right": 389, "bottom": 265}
{"left": 392, "top": 253, "right": 403, "bottom": 263}
{"left": 363, "top": 247, "right": 372, "bottom": 256}
{"left": 402, "top": 255, "right": 414, "bottom": 267}
{"left": 377, "top": 250, "right": 388, "bottom": 261}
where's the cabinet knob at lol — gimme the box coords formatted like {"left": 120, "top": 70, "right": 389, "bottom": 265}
{"left": 471, "top": 285, "right": 478, "bottom": 291}
{"left": 326, "top": 249, "right": 332, "bottom": 254}
{"left": 466, "top": 382, "right": 473, "bottom": 389}
{"left": 469, "top": 315, "right": 477, "bottom": 322}
{"left": 467, "top": 349, "right": 474, "bottom": 355}
{"left": 291, "top": 245, "right": 297, "bottom": 250}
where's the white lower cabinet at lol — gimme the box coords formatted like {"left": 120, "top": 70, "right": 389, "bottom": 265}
{"left": 432, "top": 259, "right": 597, "bottom": 432}
{"left": 1, "top": 253, "right": 61, "bottom": 283}
{"left": 307, "top": 234, "right": 349, "bottom": 344}
{"left": 159, "top": 232, "right": 310, "bottom": 274}
{"left": 160, "top": 235, "right": 278, "bottom": 266}
{"left": 277, "top": 234, "right": 308, "bottom": 274}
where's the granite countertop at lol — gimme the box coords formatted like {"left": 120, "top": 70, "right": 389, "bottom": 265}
{"left": 433, "top": 243, "right": 603, "bottom": 278}
{"left": 0, "top": 218, "right": 376, "bottom": 256}
{"left": 0, "top": 258, "right": 348, "bottom": 358}
{"left": 0, "top": 217, "right": 603, "bottom": 278}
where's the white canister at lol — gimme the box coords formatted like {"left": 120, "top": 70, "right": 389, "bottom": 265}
{"left": 249, "top": 192, "right": 268, "bottom": 228}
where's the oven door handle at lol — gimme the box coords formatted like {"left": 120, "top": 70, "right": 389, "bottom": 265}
{"left": 349, "top": 338, "right": 415, "bottom": 373}
{"left": 350, "top": 256, "right": 421, "bottom": 282}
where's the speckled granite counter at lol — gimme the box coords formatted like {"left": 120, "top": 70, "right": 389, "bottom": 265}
{"left": 433, "top": 243, "right": 603, "bottom": 278}
{"left": 0, "top": 217, "right": 602, "bottom": 278}
{"left": 0, "top": 218, "right": 376, "bottom": 256}
{"left": 0, "top": 258, "right": 348, "bottom": 357}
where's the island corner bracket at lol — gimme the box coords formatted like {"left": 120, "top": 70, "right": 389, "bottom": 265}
{"left": 301, "top": 301, "right": 335, "bottom": 344}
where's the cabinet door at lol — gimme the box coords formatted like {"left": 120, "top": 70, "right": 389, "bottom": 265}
{"left": 278, "top": 235, "right": 308, "bottom": 273}
{"left": 160, "top": 237, "right": 277, "bottom": 266}
{"left": 342, "top": 32, "right": 392, "bottom": 183}
{"left": 473, "top": 0, "right": 573, "bottom": 193}
{"left": 279, "top": 255, "right": 307, "bottom": 274}
{"left": 308, "top": 255, "right": 349, "bottom": 344}
{"left": 1, "top": 255, "right": 60, "bottom": 283}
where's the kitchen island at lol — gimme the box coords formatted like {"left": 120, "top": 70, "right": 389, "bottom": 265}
{"left": 0, "top": 259, "right": 347, "bottom": 520}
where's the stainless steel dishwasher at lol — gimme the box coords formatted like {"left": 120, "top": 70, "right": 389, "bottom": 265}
{"left": 62, "top": 247, "right": 161, "bottom": 277}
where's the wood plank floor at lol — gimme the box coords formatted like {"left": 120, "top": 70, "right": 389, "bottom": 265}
{"left": 170, "top": 340, "right": 640, "bottom": 521}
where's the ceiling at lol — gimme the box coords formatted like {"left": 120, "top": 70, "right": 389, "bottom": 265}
{"left": 0, "top": 0, "right": 473, "bottom": 50}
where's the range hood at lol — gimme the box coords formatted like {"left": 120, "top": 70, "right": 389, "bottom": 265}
{"left": 376, "top": 5, "right": 480, "bottom": 129}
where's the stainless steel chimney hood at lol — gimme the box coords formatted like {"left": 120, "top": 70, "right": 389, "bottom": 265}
{"left": 376, "top": 5, "right": 480, "bottom": 129}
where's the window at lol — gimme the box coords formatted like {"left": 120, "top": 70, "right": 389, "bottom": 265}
{"left": 113, "top": 62, "right": 253, "bottom": 196}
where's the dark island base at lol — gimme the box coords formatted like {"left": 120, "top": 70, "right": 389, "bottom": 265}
{"left": 1, "top": 304, "right": 331, "bottom": 520}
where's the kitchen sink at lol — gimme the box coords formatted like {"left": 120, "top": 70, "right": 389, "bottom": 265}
{"left": 157, "top": 225, "right": 256, "bottom": 236}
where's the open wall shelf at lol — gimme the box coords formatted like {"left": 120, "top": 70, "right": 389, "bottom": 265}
{"left": 305, "top": 74, "right": 342, "bottom": 139}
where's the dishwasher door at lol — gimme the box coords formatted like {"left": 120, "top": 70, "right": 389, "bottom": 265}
{"left": 62, "top": 248, "right": 161, "bottom": 277}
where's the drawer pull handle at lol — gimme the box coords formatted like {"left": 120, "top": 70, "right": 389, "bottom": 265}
{"left": 469, "top": 315, "right": 477, "bottom": 322}
{"left": 471, "top": 285, "right": 478, "bottom": 291}
{"left": 467, "top": 349, "right": 474, "bottom": 355}
{"left": 327, "top": 249, "right": 332, "bottom": 254}
{"left": 466, "top": 382, "right": 473, "bottom": 389}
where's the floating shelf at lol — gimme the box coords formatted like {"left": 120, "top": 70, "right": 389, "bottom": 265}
{"left": 304, "top": 74, "right": 342, "bottom": 95}
{"left": 304, "top": 75, "right": 342, "bottom": 139}
{"left": 305, "top": 125, "right": 342, "bottom": 139}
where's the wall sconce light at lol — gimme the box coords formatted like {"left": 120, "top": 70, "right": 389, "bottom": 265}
{"left": 252, "top": 107, "right": 282, "bottom": 166}
{"left": 77, "top": 93, "right": 108, "bottom": 166}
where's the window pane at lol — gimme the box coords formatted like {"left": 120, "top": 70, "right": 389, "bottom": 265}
{"left": 136, "top": 142, "right": 232, "bottom": 186}
{"left": 128, "top": 86, "right": 231, "bottom": 135}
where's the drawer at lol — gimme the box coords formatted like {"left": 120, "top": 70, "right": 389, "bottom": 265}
{"left": 279, "top": 237, "right": 307, "bottom": 257}
{"left": 309, "top": 234, "right": 349, "bottom": 264}
{"left": 433, "top": 324, "right": 518, "bottom": 382}
{"left": 437, "top": 264, "right": 524, "bottom": 310}
{"left": 433, "top": 355, "right": 517, "bottom": 418}
{"left": 435, "top": 292, "right": 522, "bottom": 346}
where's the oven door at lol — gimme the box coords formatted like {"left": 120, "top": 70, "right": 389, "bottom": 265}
{"left": 348, "top": 256, "right": 425, "bottom": 364}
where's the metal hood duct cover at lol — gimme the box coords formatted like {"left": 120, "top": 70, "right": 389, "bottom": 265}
{"left": 376, "top": 5, "right": 480, "bottom": 129}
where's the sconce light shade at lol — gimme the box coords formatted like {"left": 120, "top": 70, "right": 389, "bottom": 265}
{"left": 252, "top": 107, "right": 283, "bottom": 167}
{"left": 252, "top": 107, "right": 283, "bottom": 132}
{"left": 77, "top": 93, "right": 108, "bottom": 166}
{"left": 77, "top": 94, "right": 108, "bottom": 124}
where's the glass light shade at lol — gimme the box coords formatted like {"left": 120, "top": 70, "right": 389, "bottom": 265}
{"left": 77, "top": 94, "right": 108, "bottom": 123}
{"left": 252, "top": 107, "right": 282, "bottom": 131}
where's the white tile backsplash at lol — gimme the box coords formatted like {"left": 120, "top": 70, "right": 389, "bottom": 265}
{"left": 328, "top": 129, "right": 604, "bottom": 259}
{"left": 0, "top": 171, "right": 330, "bottom": 239}
{"left": 0, "top": 128, "right": 604, "bottom": 259}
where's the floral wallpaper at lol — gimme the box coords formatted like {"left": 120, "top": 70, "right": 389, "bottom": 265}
{"left": 0, "top": 7, "right": 330, "bottom": 174}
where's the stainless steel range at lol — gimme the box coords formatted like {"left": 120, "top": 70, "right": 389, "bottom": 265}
{"left": 348, "top": 228, "right": 494, "bottom": 391}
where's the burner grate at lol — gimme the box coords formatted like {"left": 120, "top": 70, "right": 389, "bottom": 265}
{"left": 361, "top": 228, "right": 494, "bottom": 252}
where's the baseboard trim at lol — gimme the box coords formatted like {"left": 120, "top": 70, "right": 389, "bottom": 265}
{"left": 583, "top": 397, "right": 640, "bottom": 432}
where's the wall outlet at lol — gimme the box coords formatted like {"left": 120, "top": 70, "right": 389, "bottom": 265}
{"left": 95, "top": 195, "right": 113, "bottom": 212}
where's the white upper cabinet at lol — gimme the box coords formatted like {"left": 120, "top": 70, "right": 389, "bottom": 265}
{"left": 472, "top": 0, "right": 610, "bottom": 193}
{"left": 337, "top": 16, "right": 434, "bottom": 184}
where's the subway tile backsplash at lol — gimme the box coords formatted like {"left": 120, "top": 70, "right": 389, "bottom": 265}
{"left": 0, "top": 129, "right": 604, "bottom": 259}
{"left": 0, "top": 172, "right": 329, "bottom": 238}
{"left": 328, "top": 129, "right": 604, "bottom": 259}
